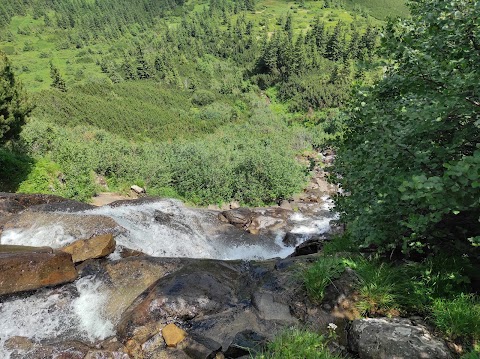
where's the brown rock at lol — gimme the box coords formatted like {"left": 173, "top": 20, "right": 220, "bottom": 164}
{"left": 0, "top": 244, "right": 53, "bottom": 253}
{"left": 162, "top": 324, "right": 187, "bottom": 348}
{"left": 4, "top": 336, "right": 35, "bottom": 351}
{"left": 125, "top": 339, "right": 144, "bottom": 358}
{"left": 84, "top": 350, "right": 130, "bottom": 359}
{"left": 0, "top": 251, "right": 77, "bottom": 296}
{"left": 61, "top": 234, "right": 116, "bottom": 263}
{"left": 0, "top": 193, "right": 71, "bottom": 218}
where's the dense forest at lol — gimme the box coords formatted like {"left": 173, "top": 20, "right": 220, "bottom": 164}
{"left": 0, "top": 0, "right": 479, "bottom": 356}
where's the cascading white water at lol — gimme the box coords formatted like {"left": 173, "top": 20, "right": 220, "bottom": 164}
{"left": 1, "top": 198, "right": 336, "bottom": 260}
{"left": 0, "top": 198, "right": 337, "bottom": 357}
{"left": 0, "top": 276, "right": 114, "bottom": 358}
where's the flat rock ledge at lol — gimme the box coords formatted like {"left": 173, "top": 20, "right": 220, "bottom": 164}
{"left": 348, "top": 317, "right": 453, "bottom": 359}
{"left": 0, "top": 250, "right": 78, "bottom": 296}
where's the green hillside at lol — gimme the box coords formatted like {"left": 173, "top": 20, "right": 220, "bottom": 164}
{"left": 0, "top": 0, "right": 406, "bottom": 202}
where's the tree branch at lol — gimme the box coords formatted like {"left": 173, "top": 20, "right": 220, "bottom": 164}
{"left": 465, "top": 97, "right": 480, "bottom": 107}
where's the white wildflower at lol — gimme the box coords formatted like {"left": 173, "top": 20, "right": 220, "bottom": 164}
{"left": 327, "top": 323, "right": 338, "bottom": 331}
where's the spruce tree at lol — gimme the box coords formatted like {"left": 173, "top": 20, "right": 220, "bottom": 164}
{"left": 49, "top": 62, "right": 67, "bottom": 92}
{"left": 0, "top": 53, "right": 32, "bottom": 145}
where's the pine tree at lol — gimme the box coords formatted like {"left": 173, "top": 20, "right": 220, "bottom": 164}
{"left": 49, "top": 62, "right": 67, "bottom": 92}
{"left": 135, "top": 47, "right": 151, "bottom": 79}
{"left": 325, "top": 21, "right": 343, "bottom": 61}
{"left": 0, "top": 53, "right": 32, "bottom": 145}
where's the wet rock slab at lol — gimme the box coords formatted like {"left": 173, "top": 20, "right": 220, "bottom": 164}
{"left": 0, "top": 250, "right": 77, "bottom": 296}
{"left": 0, "top": 192, "right": 92, "bottom": 219}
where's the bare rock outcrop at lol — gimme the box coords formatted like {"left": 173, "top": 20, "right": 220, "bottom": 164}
{"left": 348, "top": 317, "right": 453, "bottom": 359}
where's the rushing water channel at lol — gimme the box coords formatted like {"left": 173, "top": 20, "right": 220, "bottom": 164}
{"left": 0, "top": 198, "right": 336, "bottom": 357}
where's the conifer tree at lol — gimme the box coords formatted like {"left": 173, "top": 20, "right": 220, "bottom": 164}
{"left": 49, "top": 62, "right": 67, "bottom": 92}
{"left": 0, "top": 53, "right": 31, "bottom": 145}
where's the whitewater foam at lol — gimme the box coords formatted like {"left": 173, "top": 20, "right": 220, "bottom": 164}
{"left": 0, "top": 276, "right": 114, "bottom": 358}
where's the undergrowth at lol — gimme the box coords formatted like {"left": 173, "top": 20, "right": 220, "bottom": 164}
{"left": 256, "top": 328, "right": 342, "bottom": 359}
{"left": 303, "top": 235, "right": 480, "bottom": 351}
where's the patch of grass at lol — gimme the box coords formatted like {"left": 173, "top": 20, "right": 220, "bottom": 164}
{"left": 432, "top": 294, "right": 480, "bottom": 341}
{"left": 304, "top": 256, "right": 348, "bottom": 302}
{"left": 256, "top": 328, "right": 342, "bottom": 359}
{"left": 354, "top": 260, "right": 400, "bottom": 316}
{"left": 460, "top": 348, "right": 480, "bottom": 359}
{"left": 343, "top": 0, "right": 409, "bottom": 20}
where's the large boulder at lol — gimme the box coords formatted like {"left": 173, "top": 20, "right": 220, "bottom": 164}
{"left": 0, "top": 251, "right": 77, "bottom": 296}
{"left": 219, "top": 208, "right": 252, "bottom": 228}
{"left": 61, "top": 233, "right": 116, "bottom": 263}
{"left": 0, "top": 211, "right": 123, "bottom": 248}
{"left": 348, "top": 317, "right": 453, "bottom": 359}
{"left": 115, "top": 257, "right": 332, "bottom": 358}
{"left": 0, "top": 192, "right": 93, "bottom": 219}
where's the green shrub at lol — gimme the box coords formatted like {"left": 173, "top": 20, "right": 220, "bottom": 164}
{"left": 17, "top": 157, "right": 62, "bottom": 194}
{"left": 323, "top": 234, "right": 356, "bottom": 255}
{"left": 432, "top": 294, "right": 480, "bottom": 341}
{"left": 191, "top": 89, "right": 215, "bottom": 106}
{"left": 304, "top": 256, "right": 347, "bottom": 302}
{"left": 257, "top": 328, "right": 341, "bottom": 359}
{"left": 0, "top": 148, "right": 32, "bottom": 192}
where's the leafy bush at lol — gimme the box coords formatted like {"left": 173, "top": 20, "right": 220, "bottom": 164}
{"left": 334, "top": 0, "right": 480, "bottom": 253}
{"left": 0, "top": 147, "right": 32, "bottom": 191}
{"left": 17, "top": 157, "right": 62, "bottom": 194}
{"left": 257, "top": 328, "right": 342, "bottom": 359}
{"left": 191, "top": 89, "right": 215, "bottom": 106}
{"left": 19, "top": 97, "right": 308, "bottom": 205}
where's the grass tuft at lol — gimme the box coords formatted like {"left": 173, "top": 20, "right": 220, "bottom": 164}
{"left": 256, "top": 328, "right": 342, "bottom": 359}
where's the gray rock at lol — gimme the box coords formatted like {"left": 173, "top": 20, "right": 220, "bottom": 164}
{"left": 221, "top": 208, "right": 252, "bottom": 227}
{"left": 282, "top": 232, "right": 304, "bottom": 247}
{"left": 348, "top": 317, "right": 453, "bottom": 359}
{"left": 224, "top": 330, "right": 267, "bottom": 358}
{"left": 252, "top": 291, "right": 297, "bottom": 323}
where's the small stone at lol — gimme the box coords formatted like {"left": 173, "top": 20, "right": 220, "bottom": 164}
{"left": 162, "top": 324, "right": 187, "bottom": 348}
{"left": 279, "top": 200, "right": 292, "bottom": 210}
{"left": 4, "top": 336, "right": 34, "bottom": 351}
{"left": 229, "top": 201, "right": 240, "bottom": 209}
{"left": 125, "top": 339, "right": 143, "bottom": 358}
{"left": 131, "top": 185, "right": 145, "bottom": 194}
{"left": 61, "top": 233, "right": 116, "bottom": 263}
{"left": 84, "top": 350, "right": 130, "bottom": 359}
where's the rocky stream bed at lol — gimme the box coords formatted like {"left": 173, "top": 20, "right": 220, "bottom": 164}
{"left": 0, "top": 158, "right": 454, "bottom": 359}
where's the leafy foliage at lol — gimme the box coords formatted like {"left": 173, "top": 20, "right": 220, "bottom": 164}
{"left": 333, "top": 0, "right": 480, "bottom": 253}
